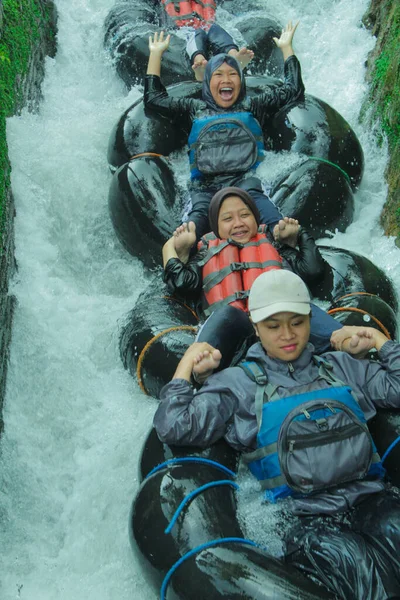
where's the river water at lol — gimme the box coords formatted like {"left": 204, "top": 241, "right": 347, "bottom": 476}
{"left": 1, "top": 0, "right": 399, "bottom": 598}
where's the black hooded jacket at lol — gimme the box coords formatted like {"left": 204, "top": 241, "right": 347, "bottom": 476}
{"left": 144, "top": 53, "right": 305, "bottom": 158}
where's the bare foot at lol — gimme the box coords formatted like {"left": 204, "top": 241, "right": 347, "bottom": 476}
{"left": 273, "top": 217, "right": 299, "bottom": 248}
{"left": 192, "top": 55, "right": 208, "bottom": 82}
{"left": 330, "top": 326, "right": 380, "bottom": 358}
{"left": 192, "top": 348, "right": 222, "bottom": 384}
{"left": 173, "top": 221, "right": 197, "bottom": 263}
{"left": 229, "top": 47, "right": 254, "bottom": 70}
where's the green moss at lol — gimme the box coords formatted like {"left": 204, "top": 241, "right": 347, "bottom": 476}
{"left": 0, "top": 119, "right": 8, "bottom": 230}
{"left": 369, "top": 4, "right": 400, "bottom": 152}
{"left": 363, "top": 1, "right": 400, "bottom": 239}
{"left": 0, "top": 0, "right": 54, "bottom": 243}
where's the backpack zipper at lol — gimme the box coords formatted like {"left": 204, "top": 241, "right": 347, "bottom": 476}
{"left": 288, "top": 422, "right": 363, "bottom": 451}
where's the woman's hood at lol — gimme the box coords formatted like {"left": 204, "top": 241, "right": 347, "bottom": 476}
{"left": 202, "top": 53, "right": 246, "bottom": 112}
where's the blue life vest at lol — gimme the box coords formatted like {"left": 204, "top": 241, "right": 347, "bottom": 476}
{"left": 188, "top": 112, "right": 265, "bottom": 180}
{"left": 240, "top": 357, "right": 385, "bottom": 503}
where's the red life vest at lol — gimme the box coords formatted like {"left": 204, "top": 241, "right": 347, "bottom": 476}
{"left": 161, "top": 0, "right": 216, "bottom": 29}
{"left": 198, "top": 227, "right": 283, "bottom": 315}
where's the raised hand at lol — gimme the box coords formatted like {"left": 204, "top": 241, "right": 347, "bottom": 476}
{"left": 273, "top": 21, "right": 299, "bottom": 59}
{"left": 147, "top": 31, "right": 171, "bottom": 76}
{"left": 148, "top": 30, "right": 171, "bottom": 54}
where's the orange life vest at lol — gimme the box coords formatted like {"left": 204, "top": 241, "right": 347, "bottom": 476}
{"left": 198, "top": 227, "right": 283, "bottom": 315}
{"left": 161, "top": 0, "right": 216, "bottom": 29}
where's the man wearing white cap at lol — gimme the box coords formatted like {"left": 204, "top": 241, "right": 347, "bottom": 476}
{"left": 154, "top": 269, "right": 400, "bottom": 599}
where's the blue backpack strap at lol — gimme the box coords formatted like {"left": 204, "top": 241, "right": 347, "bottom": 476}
{"left": 313, "top": 355, "right": 347, "bottom": 386}
{"left": 239, "top": 361, "right": 278, "bottom": 429}
{"left": 313, "top": 355, "right": 366, "bottom": 409}
{"left": 239, "top": 360, "right": 267, "bottom": 384}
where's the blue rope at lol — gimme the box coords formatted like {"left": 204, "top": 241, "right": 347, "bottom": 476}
{"left": 145, "top": 457, "right": 237, "bottom": 479}
{"left": 165, "top": 480, "right": 239, "bottom": 534}
{"left": 381, "top": 435, "right": 400, "bottom": 464}
{"left": 160, "top": 537, "right": 258, "bottom": 600}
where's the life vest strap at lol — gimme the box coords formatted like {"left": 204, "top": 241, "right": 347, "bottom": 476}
{"left": 239, "top": 360, "right": 268, "bottom": 385}
{"left": 202, "top": 260, "right": 282, "bottom": 292}
{"left": 195, "top": 0, "right": 216, "bottom": 7}
{"left": 243, "top": 237, "right": 275, "bottom": 248}
{"left": 202, "top": 290, "right": 249, "bottom": 317}
{"left": 255, "top": 382, "right": 280, "bottom": 428}
{"left": 239, "top": 360, "right": 278, "bottom": 427}
{"left": 198, "top": 226, "right": 271, "bottom": 263}
{"left": 166, "top": 12, "right": 198, "bottom": 22}
{"left": 163, "top": 0, "right": 215, "bottom": 7}
{"left": 313, "top": 357, "right": 363, "bottom": 407}
{"left": 198, "top": 236, "right": 273, "bottom": 267}
{"left": 259, "top": 473, "right": 287, "bottom": 490}
{"left": 197, "top": 239, "right": 231, "bottom": 267}
{"left": 242, "top": 441, "right": 278, "bottom": 464}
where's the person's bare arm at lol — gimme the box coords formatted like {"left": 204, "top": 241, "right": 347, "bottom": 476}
{"left": 162, "top": 237, "right": 178, "bottom": 268}
{"left": 147, "top": 30, "right": 171, "bottom": 77}
{"left": 273, "top": 20, "right": 299, "bottom": 61}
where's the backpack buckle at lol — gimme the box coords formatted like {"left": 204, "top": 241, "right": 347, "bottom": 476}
{"left": 316, "top": 418, "right": 329, "bottom": 431}
{"left": 234, "top": 291, "right": 249, "bottom": 300}
{"left": 231, "top": 262, "right": 245, "bottom": 271}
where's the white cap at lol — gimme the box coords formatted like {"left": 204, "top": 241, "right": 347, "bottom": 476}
{"left": 249, "top": 270, "right": 311, "bottom": 323}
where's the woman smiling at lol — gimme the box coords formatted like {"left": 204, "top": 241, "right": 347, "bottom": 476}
{"left": 154, "top": 269, "right": 400, "bottom": 599}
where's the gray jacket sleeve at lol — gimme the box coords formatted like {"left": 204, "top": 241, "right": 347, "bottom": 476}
{"left": 325, "top": 341, "right": 400, "bottom": 418}
{"left": 154, "top": 373, "right": 240, "bottom": 447}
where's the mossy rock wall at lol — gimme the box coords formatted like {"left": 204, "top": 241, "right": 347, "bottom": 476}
{"left": 363, "top": 0, "right": 400, "bottom": 242}
{"left": 0, "top": 0, "right": 57, "bottom": 431}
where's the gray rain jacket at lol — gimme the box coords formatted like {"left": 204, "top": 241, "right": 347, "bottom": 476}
{"left": 154, "top": 340, "right": 400, "bottom": 452}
